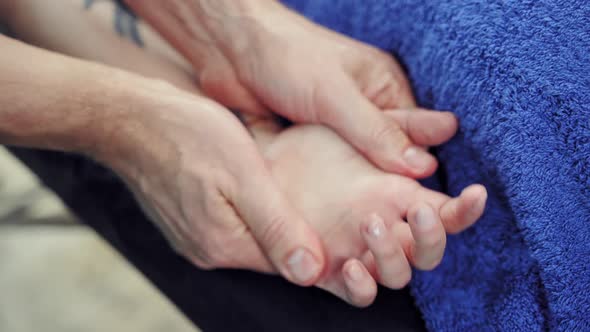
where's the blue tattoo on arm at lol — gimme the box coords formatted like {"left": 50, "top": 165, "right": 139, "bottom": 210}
{"left": 84, "top": 0, "right": 143, "bottom": 47}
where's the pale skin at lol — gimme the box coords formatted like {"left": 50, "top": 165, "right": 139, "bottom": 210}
{"left": 5, "top": 0, "right": 487, "bottom": 306}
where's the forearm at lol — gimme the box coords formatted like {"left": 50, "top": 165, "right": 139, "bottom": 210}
{"left": 5, "top": 0, "right": 279, "bottom": 156}
{"left": 122, "top": 0, "right": 283, "bottom": 65}
{"left": 0, "top": 34, "right": 140, "bottom": 157}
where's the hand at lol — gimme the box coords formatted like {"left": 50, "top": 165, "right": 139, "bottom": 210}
{"left": 95, "top": 78, "right": 326, "bottom": 286}
{"left": 255, "top": 111, "right": 487, "bottom": 307}
{"left": 124, "top": 0, "right": 452, "bottom": 178}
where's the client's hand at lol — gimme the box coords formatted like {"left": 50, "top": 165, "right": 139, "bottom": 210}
{"left": 249, "top": 114, "right": 487, "bottom": 307}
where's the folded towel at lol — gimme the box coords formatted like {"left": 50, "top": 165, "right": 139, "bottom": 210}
{"left": 282, "top": 1, "right": 590, "bottom": 330}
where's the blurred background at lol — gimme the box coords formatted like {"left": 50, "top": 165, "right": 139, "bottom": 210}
{"left": 0, "top": 147, "right": 199, "bottom": 332}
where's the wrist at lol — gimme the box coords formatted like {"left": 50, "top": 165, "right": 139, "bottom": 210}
{"left": 191, "top": 0, "right": 286, "bottom": 58}
{"left": 85, "top": 68, "right": 212, "bottom": 181}
{"left": 83, "top": 69, "right": 175, "bottom": 171}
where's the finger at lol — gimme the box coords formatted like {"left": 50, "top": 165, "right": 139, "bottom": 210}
{"left": 362, "top": 213, "right": 412, "bottom": 289}
{"left": 231, "top": 161, "right": 326, "bottom": 286}
{"left": 406, "top": 203, "right": 447, "bottom": 271}
{"left": 373, "top": 86, "right": 396, "bottom": 110}
{"left": 384, "top": 110, "right": 459, "bottom": 146}
{"left": 384, "top": 61, "right": 417, "bottom": 109}
{"left": 392, "top": 223, "right": 445, "bottom": 271}
{"left": 358, "top": 55, "right": 416, "bottom": 109}
{"left": 342, "top": 259, "right": 378, "bottom": 307}
{"left": 364, "top": 72, "right": 414, "bottom": 110}
{"left": 318, "top": 77, "right": 436, "bottom": 177}
{"left": 245, "top": 114, "right": 284, "bottom": 150}
{"left": 372, "top": 75, "right": 416, "bottom": 110}
{"left": 440, "top": 184, "right": 488, "bottom": 234}
{"left": 406, "top": 184, "right": 486, "bottom": 234}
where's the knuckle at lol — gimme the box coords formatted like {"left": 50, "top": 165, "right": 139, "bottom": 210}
{"left": 259, "top": 214, "right": 290, "bottom": 250}
{"left": 369, "top": 120, "right": 407, "bottom": 147}
{"left": 389, "top": 78, "right": 409, "bottom": 104}
{"left": 383, "top": 76, "right": 402, "bottom": 101}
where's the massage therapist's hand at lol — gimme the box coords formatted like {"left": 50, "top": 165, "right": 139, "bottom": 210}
{"left": 0, "top": 32, "right": 325, "bottom": 284}
{"left": 99, "top": 79, "right": 326, "bottom": 285}
{"left": 125, "top": 0, "right": 449, "bottom": 178}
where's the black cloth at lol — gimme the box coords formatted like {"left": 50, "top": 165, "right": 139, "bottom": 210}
{"left": 9, "top": 147, "right": 426, "bottom": 332}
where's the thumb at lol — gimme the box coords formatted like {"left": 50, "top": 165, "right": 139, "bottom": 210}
{"left": 317, "top": 77, "right": 436, "bottom": 178}
{"left": 384, "top": 110, "right": 459, "bottom": 146}
{"left": 230, "top": 162, "right": 326, "bottom": 286}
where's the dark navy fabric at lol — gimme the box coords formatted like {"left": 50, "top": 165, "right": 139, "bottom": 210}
{"left": 281, "top": 0, "right": 590, "bottom": 330}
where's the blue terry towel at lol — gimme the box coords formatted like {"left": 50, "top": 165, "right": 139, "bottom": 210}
{"left": 281, "top": 1, "right": 590, "bottom": 330}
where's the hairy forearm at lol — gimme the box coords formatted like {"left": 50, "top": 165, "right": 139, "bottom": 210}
{"left": 0, "top": 34, "right": 140, "bottom": 157}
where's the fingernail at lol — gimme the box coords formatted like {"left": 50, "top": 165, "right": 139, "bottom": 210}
{"left": 286, "top": 248, "right": 321, "bottom": 283}
{"left": 345, "top": 261, "right": 364, "bottom": 282}
{"left": 416, "top": 205, "right": 436, "bottom": 229}
{"left": 404, "top": 147, "right": 431, "bottom": 172}
{"left": 366, "top": 213, "right": 385, "bottom": 238}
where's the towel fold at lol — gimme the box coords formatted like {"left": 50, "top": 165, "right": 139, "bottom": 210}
{"left": 282, "top": 1, "right": 590, "bottom": 330}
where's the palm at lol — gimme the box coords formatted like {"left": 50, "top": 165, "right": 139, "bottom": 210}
{"left": 263, "top": 124, "right": 475, "bottom": 304}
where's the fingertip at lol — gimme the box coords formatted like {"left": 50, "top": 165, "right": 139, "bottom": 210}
{"left": 284, "top": 246, "right": 325, "bottom": 286}
{"left": 434, "top": 111, "right": 460, "bottom": 139}
{"left": 401, "top": 147, "right": 438, "bottom": 178}
{"left": 460, "top": 184, "right": 488, "bottom": 221}
{"left": 342, "top": 259, "right": 378, "bottom": 308}
{"left": 428, "top": 110, "right": 458, "bottom": 126}
{"left": 440, "top": 184, "right": 487, "bottom": 234}
{"left": 461, "top": 184, "right": 488, "bottom": 202}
